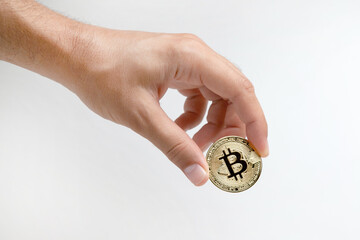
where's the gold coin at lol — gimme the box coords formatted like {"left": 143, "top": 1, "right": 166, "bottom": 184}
{"left": 206, "top": 136, "right": 262, "bottom": 193}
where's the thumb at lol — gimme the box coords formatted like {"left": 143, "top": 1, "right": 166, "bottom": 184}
{"left": 132, "top": 97, "right": 208, "bottom": 186}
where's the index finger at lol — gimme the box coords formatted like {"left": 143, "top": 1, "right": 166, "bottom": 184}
{"left": 197, "top": 52, "right": 269, "bottom": 157}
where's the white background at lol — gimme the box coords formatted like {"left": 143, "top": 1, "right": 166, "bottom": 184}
{"left": 1, "top": 0, "right": 360, "bottom": 239}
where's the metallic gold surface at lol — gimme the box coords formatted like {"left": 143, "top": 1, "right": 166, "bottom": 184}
{"left": 206, "top": 136, "right": 262, "bottom": 193}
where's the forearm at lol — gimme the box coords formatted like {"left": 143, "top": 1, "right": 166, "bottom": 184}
{"left": 0, "top": 0, "right": 97, "bottom": 90}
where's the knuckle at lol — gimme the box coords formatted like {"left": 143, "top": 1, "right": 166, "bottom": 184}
{"left": 165, "top": 140, "right": 188, "bottom": 165}
{"left": 178, "top": 33, "right": 201, "bottom": 41}
{"left": 172, "top": 34, "right": 205, "bottom": 57}
{"left": 239, "top": 77, "right": 255, "bottom": 94}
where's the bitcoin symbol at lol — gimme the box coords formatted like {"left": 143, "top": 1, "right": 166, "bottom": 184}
{"left": 207, "top": 136, "right": 262, "bottom": 192}
{"left": 219, "top": 148, "right": 247, "bottom": 181}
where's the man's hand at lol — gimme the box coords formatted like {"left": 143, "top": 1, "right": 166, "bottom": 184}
{"left": 0, "top": 0, "right": 268, "bottom": 186}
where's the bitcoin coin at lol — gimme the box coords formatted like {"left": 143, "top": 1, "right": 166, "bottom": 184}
{"left": 206, "top": 136, "right": 262, "bottom": 193}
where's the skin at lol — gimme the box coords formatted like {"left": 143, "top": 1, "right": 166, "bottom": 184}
{"left": 0, "top": 0, "right": 268, "bottom": 186}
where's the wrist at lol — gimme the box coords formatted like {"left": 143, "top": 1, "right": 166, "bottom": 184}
{"left": 0, "top": 0, "right": 101, "bottom": 92}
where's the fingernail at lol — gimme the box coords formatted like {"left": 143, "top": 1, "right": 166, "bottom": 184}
{"left": 184, "top": 164, "right": 207, "bottom": 186}
{"left": 262, "top": 140, "right": 269, "bottom": 157}
{"left": 249, "top": 140, "right": 269, "bottom": 157}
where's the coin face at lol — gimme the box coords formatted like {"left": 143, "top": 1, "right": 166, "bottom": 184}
{"left": 206, "top": 136, "right": 262, "bottom": 193}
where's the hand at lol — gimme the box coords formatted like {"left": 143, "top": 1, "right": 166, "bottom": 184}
{"left": 0, "top": 0, "right": 268, "bottom": 186}
{"left": 73, "top": 29, "right": 268, "bottom": 186}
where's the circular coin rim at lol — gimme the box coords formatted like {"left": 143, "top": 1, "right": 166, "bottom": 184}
{"left": 206, "top": 136, "right": 262, "bottom": 193}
